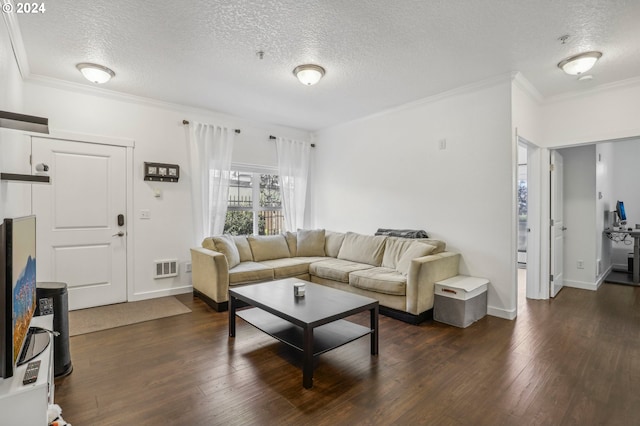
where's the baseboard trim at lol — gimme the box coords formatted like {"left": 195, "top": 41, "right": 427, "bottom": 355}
{"left": 130, "top": 285, "right": 192, "bottom": 302}
{"left": 487, "top": 305, "right": 516, "bottom": 320}
{"left": 564, "top": 279, "right": 599, "bottom": 291}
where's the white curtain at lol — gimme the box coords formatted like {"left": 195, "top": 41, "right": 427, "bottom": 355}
{"left": 187, "top": 122, "right": 235, "bottom": 244}
{"left": 276, "top": 137, "right": 311, "bottom": 231}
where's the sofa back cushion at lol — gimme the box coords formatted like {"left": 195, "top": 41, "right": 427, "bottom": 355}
{"left": 395, "top": 242, "right": 436, "bottom": 275}
{"left": 231, "top": 236, "right": 253, "bottom": 262}
{"left": 248, "top": 235, "right": 291, "bottom": 261}
{"left": 201, "top": 237, "right": 216, "bottom": 251}
{"left": 337, "top": 232, "right": 387, "bottom": 266}
{"left": 382, "top": 237, "right": 417, "bottom": 269}
{"left": 296, "top": 229, "right": 326, "bottom": 257}
{"left": 211, "top": 235, "right": 241, "bottom": 268}
{"left": 416, "top": 238, "right": 446, "bottom": 254}
{"left": 284, "top": 232, "right": 297, "bottom": 257}
{"left": 325, "top": 231, "right": 346, "bottom": 258}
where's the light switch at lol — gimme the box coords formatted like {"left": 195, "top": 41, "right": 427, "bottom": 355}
{"left": 140, "top": 209, "right": 151, "bottom": 219}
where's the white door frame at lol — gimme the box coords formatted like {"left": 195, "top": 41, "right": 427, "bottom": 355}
{"left": 31, "top": 130, "right": 135, "bottom": 303}
{"left": 538, "top": 148, "right": 552, "bottom": 299}
{"left": 517, "top": 136, "right": 543, "bottom": 301}
{"left": 550, "top": 150, "right": 565, "bottom": 297}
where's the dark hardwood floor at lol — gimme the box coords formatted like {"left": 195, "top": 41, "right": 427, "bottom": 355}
{"left": 54, "top": 282, "right": 640, "bottom": 425}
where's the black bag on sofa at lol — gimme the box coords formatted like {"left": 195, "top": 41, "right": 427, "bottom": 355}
{"left": 375, "top": 228, "right": 429, "bottom": 238}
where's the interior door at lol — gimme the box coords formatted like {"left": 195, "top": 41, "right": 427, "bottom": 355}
{"left": 550, "top": 150, "right": 564, "bottom": 297}
{"left": 31, "top": 137, "right": 128, "bottom": 310}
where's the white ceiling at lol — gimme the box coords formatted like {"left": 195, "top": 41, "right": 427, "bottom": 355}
{"left": 12, "top": 0, "right": 640, "bottom": 131}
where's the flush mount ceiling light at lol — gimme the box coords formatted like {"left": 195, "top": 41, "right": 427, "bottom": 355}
{"left": 76, "top": 62, "right": 115, "bottom": 84}
{"left": 293, "top": 64, "right": 325, "bottom": 86}
{"left": 557, "top": 51, "right": 602, "bottom": 75}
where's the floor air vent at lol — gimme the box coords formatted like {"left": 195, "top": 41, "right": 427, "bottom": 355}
{"left": 154, "top": 259, "right": 178, "bottom": 279}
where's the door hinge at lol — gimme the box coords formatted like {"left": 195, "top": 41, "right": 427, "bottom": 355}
{"left": 550, "top": 219, "right": 555, "bottom": 226}
{"left": 550, "top": 274, "right": 554, "bottom": 282}
{"left": 29, "top": 154, "right": 32, "bottom": 165}
{"left": 550, "top": 163, "right": 555, "bottom": 172}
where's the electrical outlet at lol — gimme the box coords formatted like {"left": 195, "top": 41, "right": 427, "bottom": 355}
{"left": 577, "top": 260, "right": 584, "bottom": 269}
{"left": 185, "top": 262, "right": 192, "bottom": 273}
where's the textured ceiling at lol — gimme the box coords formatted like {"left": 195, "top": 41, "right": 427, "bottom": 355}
{"left": 12, "top": 0, "right": 640, "bottom": 130}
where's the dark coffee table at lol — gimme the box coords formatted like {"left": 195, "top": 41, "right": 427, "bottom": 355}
{"left": 229, "top": 278, "right": 379, "bottom": 388}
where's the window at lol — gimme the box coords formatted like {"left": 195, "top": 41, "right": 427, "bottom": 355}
{"left": 224, "top": 168, "right": 284, "bottom": 235}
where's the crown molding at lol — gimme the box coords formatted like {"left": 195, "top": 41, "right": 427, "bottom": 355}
{"left": 321, "top": 72, "right": 515, "bottom": 132}
{"left": 511, "top": 72, "right": 544, "bottom": 103}
{"left": 24, "top": 73, "right": 310, "bottom": 137}
{"left": 1, "top": 1, "right": 30, "bottom": 78}
{"left": 543, "top": 75, "right": 640, "bottom": 105}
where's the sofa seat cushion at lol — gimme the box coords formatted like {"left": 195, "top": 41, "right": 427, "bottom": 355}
{"left": 309, "top": 258, "right": 374, "bottom": 283}
{"left": 349, "top": 267, "right": 407, "bottom": 296}
{"left": 229, "top": 262, "right": 274, "bottom": 285}
{"left": 259, "top": 257, "right": 326, "bottom": 279}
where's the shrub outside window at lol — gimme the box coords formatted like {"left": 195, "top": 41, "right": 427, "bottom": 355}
{"left": 224, "top": 169, "right": 284, "bottom": 235}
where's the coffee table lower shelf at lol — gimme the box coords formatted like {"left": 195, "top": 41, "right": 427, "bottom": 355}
{"left": 236, "top": 308, "right": 373, "bottom": 357}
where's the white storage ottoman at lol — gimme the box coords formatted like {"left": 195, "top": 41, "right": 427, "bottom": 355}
{"left": 434, "top": 275, "right": 488, "bottom": 328}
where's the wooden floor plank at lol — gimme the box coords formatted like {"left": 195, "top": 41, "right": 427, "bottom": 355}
{"left": 54, "top": 283, "right": 640, "bottom": 425}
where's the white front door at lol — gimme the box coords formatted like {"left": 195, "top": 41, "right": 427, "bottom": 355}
{"left": 550, "top": 150, "right": 565, "bottom": 297}
{"left": 32, "top": 137, "right": 128, "bottom": 310}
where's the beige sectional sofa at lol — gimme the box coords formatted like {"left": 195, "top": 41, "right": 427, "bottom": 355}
{"left": 190, "top": 229, "right": 460, "bottom": 323}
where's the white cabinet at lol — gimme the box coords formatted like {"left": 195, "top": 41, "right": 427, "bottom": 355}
{"left": 0, "top": 315, "right": 54, "bottom": 426}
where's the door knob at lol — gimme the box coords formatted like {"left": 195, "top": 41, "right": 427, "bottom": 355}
{"left": 562, "top": 226, "right": 567, "bottom": 231}
{"left": 112, "top": 231, "right": 125, "bottom": 237}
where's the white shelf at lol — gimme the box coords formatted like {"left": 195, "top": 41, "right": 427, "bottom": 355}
{"left": 0, "top": 315, "right": 54, "bottom": 426}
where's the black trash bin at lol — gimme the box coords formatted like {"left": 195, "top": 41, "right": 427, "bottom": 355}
{"left": 36, "top": 282, "right": 73, "bottom": 377}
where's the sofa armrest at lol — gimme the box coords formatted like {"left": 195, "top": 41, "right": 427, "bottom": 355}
{"left": 406, "top": 251, "right": 460, "bottom": 315}
{"left": 190, "top": 247, "right": 230, "bottom": 308}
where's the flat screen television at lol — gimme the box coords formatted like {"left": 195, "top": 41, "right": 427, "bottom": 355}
{"left": 0, "top": 215, "right": 38, "bottom": 379}
{"left": 616, "top": 200, "right": 627, "bottom": 222}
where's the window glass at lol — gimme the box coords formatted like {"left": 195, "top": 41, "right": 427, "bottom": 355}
{"left": 224, "top": 170, "right": 284, "bottom": 235}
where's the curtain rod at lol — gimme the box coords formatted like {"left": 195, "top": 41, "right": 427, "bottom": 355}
{"left": 182, "top": 120, "right": 240, "bottom": 133}
{"left": 269, "top": 135, "right": 315, "bottom": 148}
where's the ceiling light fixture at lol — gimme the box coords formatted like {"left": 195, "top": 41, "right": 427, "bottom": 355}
{"left": 557, "top": 51, "right": 602, "bottom": 75}
{"left": 76, "top": 62, "right": 116, "bottom": 84}
{"left": 293, "top": 64, "right": 325, "bottom": 86}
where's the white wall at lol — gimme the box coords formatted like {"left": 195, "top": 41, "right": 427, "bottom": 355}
{"left": 536, "top": 79, "right": 640, "bottom": 296}
{"left": 312, "top": 78, "right": 516, "bottom": 319}
{"left": 558, "top": 145, "right": 597, "bottom": 289}
{"left": 0, "top": 23, "right": 30, "bottom": 220}
{"left": 512, "top": 74, "right": 545, "bottom": 300}
{"left": 3, "top": 78, "right": 309, "bottom": 301}
{"left": 596, "top": 142, "right": 614, "bottom": 279}
{"left": 512, "top": 73, "right": 542, "bottom": 145}
{"left": 550, "top": 139, "right": 639, "bottom": 290}
{"left": 542, "top": 78, "right": 640, "bottom": 147}
{"left": 610, "top": 138, "right": 640, "bottom": 268}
